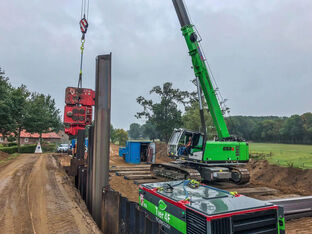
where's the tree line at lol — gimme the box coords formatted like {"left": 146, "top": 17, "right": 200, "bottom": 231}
{"left": 128, "top": 81, "right": 311, "bottom": 144}
{"left": 0, "top": 67, "right": 62, "bottom": 150}
{"left": 226, "top": 114, "right": 312, "bottom": 144}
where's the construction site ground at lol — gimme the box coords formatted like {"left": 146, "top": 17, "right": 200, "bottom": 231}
{"left": 109, "top": 143, "right": 312, "bottom": 233}
{"left": 0, "top": 144, "right": 312, "bottom": 233}
{"left": 0, "top": 151, "right": 101, "bottom": 234}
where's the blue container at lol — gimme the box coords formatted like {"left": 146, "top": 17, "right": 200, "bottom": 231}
{"left": 119, "top": 141, "right": 155, "bottom": 164}
{"left": 119, "top": 147, "right": 127, "bottom": 157}
{"left": 125, "top": 142, "right": 141, "bottom": 164}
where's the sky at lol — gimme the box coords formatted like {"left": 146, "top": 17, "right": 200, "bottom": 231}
{"left": 0, "top": 0, "right": 311, "bottom": 130}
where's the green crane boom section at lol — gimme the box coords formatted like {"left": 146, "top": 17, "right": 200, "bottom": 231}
{"left": 173, "top": 0, "right": 230, "bottom": 140}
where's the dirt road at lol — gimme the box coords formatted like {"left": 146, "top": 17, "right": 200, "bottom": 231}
{"left": 0, "top": 154, "right": 101, "bottom": 234}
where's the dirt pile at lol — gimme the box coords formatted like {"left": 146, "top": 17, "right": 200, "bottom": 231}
{"left": 110, "top": 144, "right": 119, "bottom": 157}
{"left": 248, "top": 159, "right": 312, "bottom": 195}
{"left": 155, "top": 142, "right": 167, "bottom": 158}
{"left": 109, "top": 144, "right": 129, "bottom": 166}
{"left": 155, "top": 142, "right": 172, "bottom": 163}
{"left": 54, "top": 153, "right": 72, "bottom": 167}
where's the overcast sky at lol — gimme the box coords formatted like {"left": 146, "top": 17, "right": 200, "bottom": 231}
{"left": 0, "top": 0, "right": 311, "bottom": 130}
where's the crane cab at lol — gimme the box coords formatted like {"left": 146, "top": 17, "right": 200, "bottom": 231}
{"left": 168, "top": 128, "right": 205, "bottom": 161}
{"left": 168, "top": 128, "right": 249, "bottom": 164}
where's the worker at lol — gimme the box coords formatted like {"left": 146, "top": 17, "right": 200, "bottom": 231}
{"left": 177, "top": 136, "right": 192, "bottom": 156}
{"left": 146, "top": 144, "right": 155, "bottom": 163}
{"left": 184, "top": 136, "right": 192, "bottom": 155}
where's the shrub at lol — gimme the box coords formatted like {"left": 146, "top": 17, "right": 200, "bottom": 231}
{"left": 0, "top": 146, "right": 18, "bottom": 154}
{"left": 0, "top": 144, "right": 37, "bottom": 154}
{"left": 42, "top": 143, "right": 57, "bottom": 153}
{"left": 19, "top": 145, "right": 37, "bottom": 153}
{"left": 0, "top": 143, "right": 57, "bottom": 154}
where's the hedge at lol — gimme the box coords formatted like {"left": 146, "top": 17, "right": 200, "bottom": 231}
{"left": 0, "top": 144, "right": 37, "bottom": 154}
{"left": 0, "top": 146, "right": 18, "bottom": 154}
{"left": 42, "top": 143, "right": 57, "bottom": 152}
{"left": 0, "top": 143, "right": 58, "bottom": 154}
{"left": 20, "top": 145, "right": 37, "bottom": 153}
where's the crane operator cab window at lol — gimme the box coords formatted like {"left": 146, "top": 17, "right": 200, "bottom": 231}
{"left": 177, "top": 132, "right": 204, "bottom": 158}
{"left": 177, "top": 133, "right": 192, "bottom": 156}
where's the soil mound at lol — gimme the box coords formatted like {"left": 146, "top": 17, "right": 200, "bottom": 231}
{"left": 155, "top": 142, "right": 172, "bottom": 163}
{"left": 155, "top": 142, "right": 167, "bottom": 158}
{"left": 247, "top": 159, "right": 312, "bottom": 195}
{"left": 110, "top": 144, "right": 119, "bottom": 157}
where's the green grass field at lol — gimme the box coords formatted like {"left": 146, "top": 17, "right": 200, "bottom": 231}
{"left": 249, "top": 143, "right": 312, "bottom": 169}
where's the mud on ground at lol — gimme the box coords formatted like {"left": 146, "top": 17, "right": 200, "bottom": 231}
{"left": 0, "top": 153, "right": 101, "bottom": 234}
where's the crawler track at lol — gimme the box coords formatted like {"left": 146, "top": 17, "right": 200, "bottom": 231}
{"left": 150, "top": 163, "right": 202, "bottom": 181}
{"left": 231, "top": 167, "right": 250, "bottom": 184}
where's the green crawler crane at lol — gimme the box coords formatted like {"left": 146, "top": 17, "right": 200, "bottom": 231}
{"left": 151, "top": 0, "right": 250, "bottom": 184}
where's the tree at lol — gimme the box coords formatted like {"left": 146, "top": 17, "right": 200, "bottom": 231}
{"left": 182, "top": 102, "right": 215, "bottom": 139}
{"left": 250, "top": 121, "right": 264, "bottom": 141}
{"left": 280, "top": 115, "right": 305, "bottom": 143}
{"left": 114, "top": 129, "right": 128, "bottom": 146}
{"left": 128, "top": 123, "right": 142, "bottom": 139}
{"left": 10, "top": 85, "right": 30, "bottom": 151}
{"left": 110, "top": 124, "right": 117, "bottom": 143}
{"left": 259, "top": 120, "right": 281, "bottom": 142}
{"left": 110, "top": 124, "right": 128, "bottom": 146}
{"left": 302, "top": 112, "right": 312, "bottom": 144}
{"left": 24, "top": 93, "right": 62, "bottom": 141}
{"left": 0, "top": 68, "right": 14, "bottom": 139}
{"left": 225, "top": 116, "right": 255, "bottom": 140}
{"left": 136, "top": 82, "right": 191, "bottom": 141}
{"left": 141, "top": 121, "right": 158, "bottom": 141}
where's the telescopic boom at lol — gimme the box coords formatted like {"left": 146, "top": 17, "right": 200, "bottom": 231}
{"left": 172, "top": 0, "right": 230, "bottom": 139}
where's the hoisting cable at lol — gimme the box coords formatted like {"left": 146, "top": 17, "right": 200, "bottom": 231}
{"left": 78, "top": 0, "right": 90, "bottom": 89}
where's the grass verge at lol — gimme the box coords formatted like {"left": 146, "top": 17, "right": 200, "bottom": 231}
{"left": 249, "top": 142, "right": 312, "bottom": 169}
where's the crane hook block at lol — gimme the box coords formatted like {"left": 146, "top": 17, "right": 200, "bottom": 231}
{"left": 80, "top": 18, "right": 88, "bottom": 34}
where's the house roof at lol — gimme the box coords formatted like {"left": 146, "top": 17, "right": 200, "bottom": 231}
{"left": 0, "top": 130, "right": 61, "bottom": 139}
{"left": 20, "top": 130, "right": 61, "bottom": 139}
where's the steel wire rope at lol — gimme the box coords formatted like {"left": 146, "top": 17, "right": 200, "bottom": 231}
{"left": 78, "top": 0, "right": 90, "bottom": 88}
